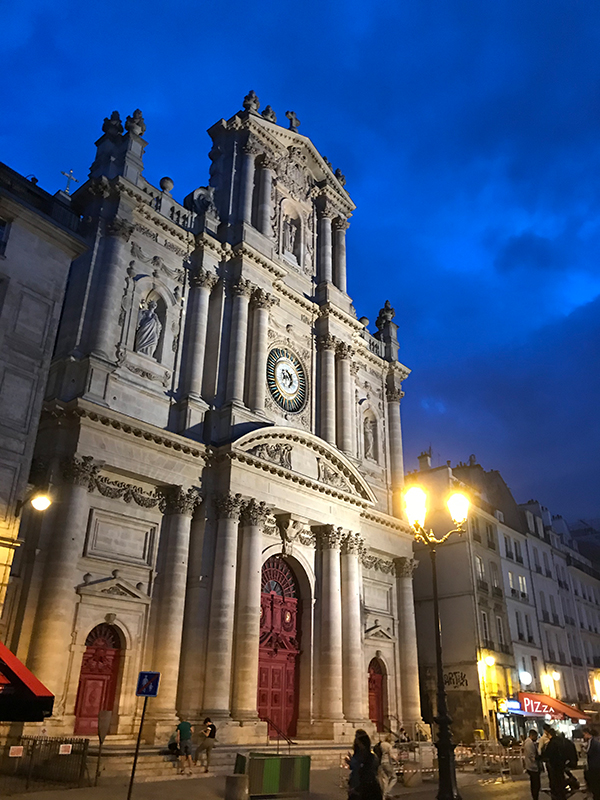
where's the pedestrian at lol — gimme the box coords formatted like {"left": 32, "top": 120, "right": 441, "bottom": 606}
{"left": 583, "top": 727, "right": 600, "bottom": 800}
{"left": 542, "top": 727, "right": 577, "bottom": 800}
{"left": 194, "top": 716, "right": 217, "bottom": 773}
{"left": 523, "top": 729, "right": 541, "bottom": 800}
{"left": 176, "top": 716, "right": 194, "bottom": 775}
{"left": 538, "top": 723, "right": 552, "bottom": 757}
{"left": 346, "top": 729, "right": 383, "bottom": 800}
{"left": 377, "top": 733, "right": 399, "bottom": 800}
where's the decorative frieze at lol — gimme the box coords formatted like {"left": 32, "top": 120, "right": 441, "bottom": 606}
{"left": 158, "top": 485, "right": 201, "bottom": 516}
{"left": 130, "top": 242, "right": 185, "bottom": 282}
{"left": 106, "top": 217, "right": 135, "bottom": 241}
{"left": 247, "top": 442, "right": 292, "bottom": 469}
{"left": 62, "top": 455, "right": 100, "bottom": 489}
{"left": 316, "top": 457, "right": 352, "bottom": 492}
{"left": 361, "top": 552, "right": 396, "bottom": 575}
{"left": 277, "top": 517, "right": 316, "bottom": 552}
{"left": 215, "top": 492, "right": 244, "bottom": 520}
{"left": 240, "top": 498, "right": 271, "bottom": 527}
{"left": 95, "top": 475, "right": 160, "bottom": 508}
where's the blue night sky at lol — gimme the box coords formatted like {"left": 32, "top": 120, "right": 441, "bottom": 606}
{"left": 3, "top": 0, "right": 600, "bottom": 522}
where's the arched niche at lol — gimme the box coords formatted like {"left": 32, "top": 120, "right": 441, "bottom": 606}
{"left": 279, "top": 198, "right": 304, "bottom": 268}
{"left": 362, "top": 408, "right": 379, "bottom": 463}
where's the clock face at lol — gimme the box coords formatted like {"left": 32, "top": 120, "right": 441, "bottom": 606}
{"left": 266, "top": 347, "right": 307, "bottom": 413}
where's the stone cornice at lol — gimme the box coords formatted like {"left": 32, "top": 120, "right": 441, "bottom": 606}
{"left": 230, "top": 242, "right": 287, "bottom": 278}
{"left": 272, "top": 280, "right": 317, "bottom": 313}
{"left": 360, "top": 508, "right": 413, "bottom": 536}
{"left": 317, "top": 302, "right": 364, "bottom": 332}
{"left": 41, "top": 401, "right": 208, "bottom": 461}
{"left": 193, "top": 231, "right": 231, "bottom": 260}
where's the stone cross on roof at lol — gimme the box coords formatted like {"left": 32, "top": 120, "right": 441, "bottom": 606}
{"left": 61, "top": 169, "right": 79, "bottom": 194}
{"left": 285, "top": 110, "right": 301, "bottom": 131}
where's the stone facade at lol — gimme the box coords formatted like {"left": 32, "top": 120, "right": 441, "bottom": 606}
{"left": 4, "top": 96, "right": 420, "bottom": 745}
{"left": 0, "top": 165, "right": 86, "bottom": 627}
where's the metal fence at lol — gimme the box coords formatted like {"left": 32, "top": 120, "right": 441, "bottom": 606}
{"left": 0, "top": 736, "right": 89, "bottom": 794}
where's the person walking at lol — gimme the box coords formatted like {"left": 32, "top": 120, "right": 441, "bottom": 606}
{"left": 377, "top": 734, "right": 398, "bottom": 800}
{"left": 583, "top": 727, "right": 600, "bottom": 800}
{"left": 523, "top": 729, "right": 541, "bottom": 800}
{"left": 346, "top": 729, "right": 383, "bottom": 800}
{"left": 543, "top": 727, "right": 576, "bottom": 800}
{"left": 194, "top": 717, "right": 217, "bottom": 772}
{"left": 176, "top": 716, "right": 194, "bottom": 775}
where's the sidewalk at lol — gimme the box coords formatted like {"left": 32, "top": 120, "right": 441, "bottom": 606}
{"left": 4, "top": 768, "right": 535, "bottom": 800}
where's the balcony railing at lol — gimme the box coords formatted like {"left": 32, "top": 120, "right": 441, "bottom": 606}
{"left": 558, "top": 580, "right": 569, "bottom": 590}
{"left": 542, "top": 610, "right": 550, "bottom": 622}
{"left": 516, "top": 555, "right": 524, "bottom": 564}
{"left": 548, "top": 649, "right": 556, "bottom": 661}
{"left": 594, "top": 656, "right": 600, "bottom": 668}
{"left": 572, "top": 656, "right": 583, "bottom": 666}
{"left": 492, "top": 586, "right": 503, "bottom": 598}
{"left": 528, "top": 635, "right": 535, "bottom": 644}
{"left": 558, "top": 652, "right": 567, "bottom": 664}
{"left": 545, "top": 569, "right": 553, "bottom": 578}
{"left": 511, "top": 588, "right": 518, "bottom": 597}
{"left": 482, "top": 639, "right": 495, "bottom": 651}
{"left": 487, "top": 538, "right": 496, "bottom": 550}
{"left": 473, "top": 531, "right": 481, "bottom": 542}
{"left": 565, "top": 616, "right": 575, "bottom": 626}
{"left": 552, "top": 614, "right": 560, "bottom": 625}
{"left": 535, "top": 565, "right": 542, "bottom": 574}
{"left": 498, "top": 643, "right": 510, "bottom": 654}
{"left": 521, "top": 592, "right": 529, "bottom": 601}
{"left": 517, "top": 632, "right": 525, "bottom": 641}
{"left": 506, "top": 550, "right": 514, "bottom": 560}
{"left": 477, "top": 579, "right": 489, "bottom": 592}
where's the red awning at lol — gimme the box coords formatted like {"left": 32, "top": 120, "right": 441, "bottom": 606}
{"left": 0, "top": 640, "right": 54, "bottom": 722}
{"left": 518, "top": 692, "right": 590, "bottom": 721}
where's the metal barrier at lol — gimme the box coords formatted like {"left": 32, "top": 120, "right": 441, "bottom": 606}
{"left": 471, "top": 740, "right": 523, "bottom": 781}
{"left": 0, "top": 736, "right": 89, "bottom": 794}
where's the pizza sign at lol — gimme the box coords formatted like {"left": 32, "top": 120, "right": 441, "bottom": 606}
{"left": 521, "top": 696, "right": 555, "bottom": 715}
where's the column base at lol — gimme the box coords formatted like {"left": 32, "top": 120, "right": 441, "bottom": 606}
{"left": 142, "top": 713, "right": 180, "bottom": 745}
{"left": 196, "top": 716, "right": 268, "bottom": 745}
{"left": 299, "top": 719, "right": 358, "bottom": 742}
{"left": 176, "top": 395, "right": 209, "bottom": 438}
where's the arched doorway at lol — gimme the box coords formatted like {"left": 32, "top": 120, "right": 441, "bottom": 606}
{"left": 74, "top": 624, "right": 122, "bottom": 735}
{"left": 368, "top": 658, "right": 385, "bottom": 732}
{"left": 258, "top": 556, "right": 301, "bottom": 738}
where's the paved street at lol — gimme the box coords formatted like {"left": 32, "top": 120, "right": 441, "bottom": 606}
{"left": 3, "top": 769, "right": 583, "bottom": 800}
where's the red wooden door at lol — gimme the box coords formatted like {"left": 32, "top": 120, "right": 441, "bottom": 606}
{"left": 368, "top": 658, "right": 384, "bottom": 732}
{"left": 258, "top": 557, "right": 300, "bottom": 738}
{"left": 74, "top": 624, "right": 121, "bottom": 736}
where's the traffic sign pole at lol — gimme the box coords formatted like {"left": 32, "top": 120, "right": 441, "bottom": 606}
{"left": 127, "top": 695, "right": 148, "bottom": 800}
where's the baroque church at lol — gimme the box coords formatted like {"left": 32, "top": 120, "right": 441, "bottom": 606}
{"left": 3, "top": 92, "right": 421, "bottom": 745}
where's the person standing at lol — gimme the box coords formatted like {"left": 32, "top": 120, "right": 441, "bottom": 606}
{"left": 377, "top": 734, "right": 399, "bottom": 800}
{"left": 176, "top": 716, "right": 194, "bottom": 775}
{"left": 195, "top": 717, "right": 217, "bottom": 773}
{"left": 542, "top": 728, "right": 569, "bottom": 800}
{"left": 523, "top": 729, "right": 541, "bottom": 800}
{"left": 346, "top": 730, "right": 383, "bottom": 800}
{"left": 583, "top": 727, "right": 600, "bottom": 800}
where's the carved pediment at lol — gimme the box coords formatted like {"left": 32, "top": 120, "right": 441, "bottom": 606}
{"left": 365, "top": 619, "right": 395, "bottom": 641}
{"left": 233, "top": 427, "right": 376, "bottom": 504}
{"left": 77, "top": 574, "right": 150, "bottom": 604}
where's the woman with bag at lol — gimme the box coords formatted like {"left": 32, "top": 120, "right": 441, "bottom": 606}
{"left": 346, "top": 730, "right": 383, "bottom": 800}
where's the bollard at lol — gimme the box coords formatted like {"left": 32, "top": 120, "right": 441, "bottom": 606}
{"left": 225, "top": 774, "right": 249, "bottom": 800}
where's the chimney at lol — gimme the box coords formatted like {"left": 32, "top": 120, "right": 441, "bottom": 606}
{"left": 417, "top": 451, "right": 431, "bottom": 471}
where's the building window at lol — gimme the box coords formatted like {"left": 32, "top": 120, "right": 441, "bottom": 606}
{"left": 497, "top": 616, "right": 506, "bottom": 646}
{"left": 533, "top": 547, "right": 541, "bottom": 572}
{"left": 514, "top": 540, "right": 523, "bottom": 563}
{"left": 518, "top": 574, "right": 527, "bottom": 596}
{"left": 0, "top": 218, "right": 8, "bottom": 257}
{"left": 504, "top": 535, "right": 514, "bottom": 559}
{"left": 543, "top": 552, "right": 552, "bottom": 578}
{"left": 486, "top": 523, "right": 496, "bottom": 549}
{"left": 481, "top": 611, "right": 490, "bottom": 643}
{"left": 525, "top": 614, "right": 533, "bottom": 641}
{"left": 490, "top": 562, "right": 501, "bottom": 589}
{"left": 540, "top": 591, "right": 547, "bottom": 612}
{"left": 516, "top": 611, "right": 524, "bottom": 640}
{"left": 531, "top": 655, "right": 538, "bottom": 680}
{"left": 475, "top": 556, "right": 485, "bottom": 582}
{"left": 535, "top": 517, "right": 544, "bottom": 537}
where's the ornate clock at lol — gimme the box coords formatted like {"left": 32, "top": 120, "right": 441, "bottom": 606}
{"left": 266, "top": 347, "right": 307, "bottom": 413}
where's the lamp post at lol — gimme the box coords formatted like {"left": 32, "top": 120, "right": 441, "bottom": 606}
{"left": 404, "top": 487, "right": 470, "bottom": 800}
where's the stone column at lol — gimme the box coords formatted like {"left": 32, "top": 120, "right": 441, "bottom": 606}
{"left": 181, "top": 268, "right": 218, "bottom": 399}
{"left": 317, "top": 335, "right": 337, "bottom": 446}
{"left": 249, "top": 289, "right": 277, "bottom": 413}
{"left": 395, "top": 557, "right": 422, "bottom": 725}
{"left": 202, "top": 493, "right": 244, "bottom": 716}
{"left": 317, "top": 208, "right": 333, "bottom": 284}
{"left": 226, "top": 278, "right": 252, "bottom": 405}
{"left": 150, "top": 486, "right": 199, "bottom": 717}
{"left": 387, "top": 386, "right": 405, "bottom": 517}
{"left": 336, "top": 342, "right": 355, "bottom": 456}
{"left": 90, "top": 217, "right": 134, "bottom": 360}
{"left": 332, "top": 218, "right": 350, "bottom": 292}
{"left": 27, "top": 456, "right": 97, "bottom": 705}
{"left": 341, "top": 532, "right": 366, "bottom": 722}
{"left": 239, "top": 145, "right": 257, "bottom": 225}
{"left": 257, "top": 156, "right": 275, "bottom": 237}
{"left": 317, "top": 526, "right": 344, "bottom": 721}
{"left": 231, "top": 499, "right": 269, "bottom": 719}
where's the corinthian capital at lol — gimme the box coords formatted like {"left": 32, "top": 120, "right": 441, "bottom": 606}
{"left": 386, "top": 386, "right": 404, "bottom": 403}
{"left": 332, "top": 217, "right": 350, "bottom": 232}
{"left": 240, "top": 498, "right": 271, "bottom": 527}
{"left": 61, "top": 455, "right": 100, "bottom": 490}
{"left": 159, "top": 485, "right": 201, "bottom": 516}
{"left": 316, "top": 334, "right": 337, "bottom": 352}
{"left": 395, "top": 556, "right": 418, "bottom": 578}
{"left": 231, "top": 277, "right": 253, "bottom": 298}
{"left": 215, "top": 492, "right": 244, "bottom": 520}
{"left": 318, "top": 525, "right": 343, "bottom": 550}
{"left": 189, "top": 267, "right": 219, "bottom": 291}
{"left": 341, "top": 531, "right": 365, "bottom": 555}
{"left": 336, "top": 341, "right": 354, "bottom": 360}
{"left": 106, "top": 217, "right": 134, "bottom": 241}
{"left": 251, "top": 287, "right": 279, "bottom": 310}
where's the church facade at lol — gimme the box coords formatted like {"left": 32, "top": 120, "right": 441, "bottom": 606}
{"left": 3, "top": 93, "right": 421, "bottom": 745}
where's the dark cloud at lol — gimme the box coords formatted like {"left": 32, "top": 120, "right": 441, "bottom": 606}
{"left": 2, "top": 0, "right": 600, "bottom": 520}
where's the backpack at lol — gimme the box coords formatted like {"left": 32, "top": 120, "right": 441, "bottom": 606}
{"left": 373, "top": 741, "right": 383, "bottom": 762}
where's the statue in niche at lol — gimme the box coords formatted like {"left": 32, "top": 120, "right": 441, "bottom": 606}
{"left": 134, "top": 300, "right": 162, "bottom": 357}
{"left": 364, "top": 418, "right": 377, "bottom": 460}
{"left": 283, "top": 216, "right": 298, "bottom": 257}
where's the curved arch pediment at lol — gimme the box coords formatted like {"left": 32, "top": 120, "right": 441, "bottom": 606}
{"left": 232, "top": 426, "right": 377, "bottom": 505}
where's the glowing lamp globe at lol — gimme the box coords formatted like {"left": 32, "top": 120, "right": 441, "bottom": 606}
{"left": 519, "top": 671, "right": 533, "bottom": 686}
{"left": 30, "top": 493, "right": 52, "bottom": 511}
{"left": 404, "top": 486, "right": 427, "bottom": 529}
{"left": 447, "top": 492, "right": 469, "bottom": 525}
{"left": 484, "top": 656, "right": 495, "bottom": 667}
{"left": 551, "top": 671, "right": 561, "bottom": 682}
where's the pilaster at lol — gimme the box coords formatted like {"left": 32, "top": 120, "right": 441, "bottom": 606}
{"left": 317, "top": 335, "right": 337, "bottom": 446}
{"left": 395, "top": 556, "right": 422, "bottom": 725}
{"left": 226, "top": 279, "right": 252, "bottom": 405}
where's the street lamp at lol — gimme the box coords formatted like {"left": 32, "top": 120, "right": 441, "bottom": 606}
{"left": 404, "top": 485, "right": 470, "bottom": 800}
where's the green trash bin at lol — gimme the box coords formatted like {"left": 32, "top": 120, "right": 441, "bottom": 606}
{"left": 244, "top": 752, "right": 310, "bottom": 797}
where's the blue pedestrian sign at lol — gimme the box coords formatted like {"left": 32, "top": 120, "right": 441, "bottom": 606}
{"left": 136, "top": 671, "right": 160, "bottom": 697}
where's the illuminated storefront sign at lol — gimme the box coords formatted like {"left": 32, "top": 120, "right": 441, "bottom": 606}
{"left": 518, "top": 692, "right": 589, "bottom": 721}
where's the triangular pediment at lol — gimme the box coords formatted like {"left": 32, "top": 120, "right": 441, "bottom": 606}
{"left": 364, "top": 622, "right": 395, "bottom": 641}
{"left": 77, "top": 575, "right": 150, "bottom": 604}
{"left": 232, "top": 426, "right": 376, "bottom": 505}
